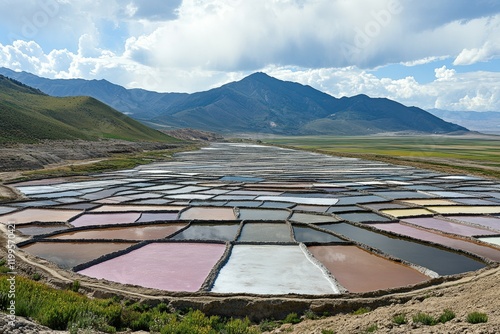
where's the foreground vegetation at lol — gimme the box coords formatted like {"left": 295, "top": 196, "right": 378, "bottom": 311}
{"left": 264, "top": 135, "right": 500, "bottom": 179}
{"left": 0, "top": 269, "right": 491, "bottom": 333}
{"left": 0, "top": 275, "right": 259, "bottom": 333}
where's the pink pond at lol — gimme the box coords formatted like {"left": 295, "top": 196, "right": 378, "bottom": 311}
{"left": 446, "top": 216, "right": 500, "bottom": 233}
{"left": 0, "top": 209, "right": 82, "bottom": 225}
{"left": 78, "top": 242, "right": 226, "bottom": 292}
{"left": 49, "top": 223, "right": 187, "bottom": 240}
{"left": 401, "top": 217, "right": 497, "bottom": 237}
{"left": 70, "top": 213, "right": 141, "bottom": 227}
{"left": 371, "top": 223, "right": 500, "bottom": 262}
{"left": 180, "top": 207, "right": 236, "bottom": 220}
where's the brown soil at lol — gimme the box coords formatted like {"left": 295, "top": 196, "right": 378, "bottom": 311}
{"left": 164, "top": 128, "right": 224, "bottom": 142}
{"left": 0, "top": 139, "right": 181, "bottom": 173}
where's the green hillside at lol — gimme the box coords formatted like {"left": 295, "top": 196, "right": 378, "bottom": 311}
{"left": 0, "top": 75, "right": 178, "bottom": 144}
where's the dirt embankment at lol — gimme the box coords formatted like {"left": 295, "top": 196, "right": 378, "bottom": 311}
{"left": 274, "top": 266, "right": 500, "bottom": 334}
{"left": 0, "top": 140, "right": 181, "bottom": 173}
{"left": 164, "top": 128, "right": 224, "bottom": 142}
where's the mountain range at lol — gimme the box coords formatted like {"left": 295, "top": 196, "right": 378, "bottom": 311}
{"left": 0, "top": 75, "right": 176, "bottom": 144}
{"left": 0, "top": 67, "right": 467, "bottom": 135}
{"left": 427, "top": 109, "right": 500, "bottom": 134}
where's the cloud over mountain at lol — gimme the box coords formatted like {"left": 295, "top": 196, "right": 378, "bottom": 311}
{"left": 0, "top": 0, "right": 499, "bottom": 111}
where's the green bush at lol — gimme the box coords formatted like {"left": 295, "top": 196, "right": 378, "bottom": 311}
{"left": 392, "top": 313, "right": 407, "bottom": 325}
{"left": 466, "top": 312, "right": 488, "bottom": 324}
{"left": 31, "top": 273, "right": 42, "bottom": 281}
{"left": 304, "top": 310, "right": 319, "bottom": 320}
{"left": 365, "top": 324, "right": 378, "bottom": 333}
{"left": 0, "top": 259, "right": 10, "bottom": 274}
{"left": 259, "top": 319, "right": 281, "bottom": 332}
{"left": 70, "top": 280, "right": 80, "bottom": 292}
{"left": 0, "top": 276, "right": 259, "bottom": 333}
{"left": 221, "top": 317, "right": 258, "bottom": 334}
{"left": 412, "top": 312, "right": 437, "bottom": 326}
{"left": 438, "top": 309, "right": 455, "bottom": 324}
{"left": 353, "top": 307, "right": 371, "bottom": 315}
{"left": 283, "top": 312, "right": 301, "bottom": 324}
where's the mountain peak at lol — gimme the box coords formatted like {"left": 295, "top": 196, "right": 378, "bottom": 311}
{"left": 246, "top": 72, "right": 277, "bottom": 80}
{"left": 0, "top": 67, "right": 468, "bottom": 135}
{"left": 238, "top": 72, "right": 277, "bottom": 84}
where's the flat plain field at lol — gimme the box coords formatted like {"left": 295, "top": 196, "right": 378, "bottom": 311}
{"left": 264, "top": 134, "right": 500, "bottom": 179}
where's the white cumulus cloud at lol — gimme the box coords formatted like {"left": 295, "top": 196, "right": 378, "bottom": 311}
{"left": 1, "top": 1, "right": 500, "bottom": 112}
{"left": 454, "top": 41, "right": 500, "bottom": 65}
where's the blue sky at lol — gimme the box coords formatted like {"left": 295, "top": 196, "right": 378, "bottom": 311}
{"left": 0, "top": 0, "right": 500, "bottom": 111}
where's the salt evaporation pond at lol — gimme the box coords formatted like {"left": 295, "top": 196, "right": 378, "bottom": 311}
{"left": 180, "top": 207, "right": 236, "bottom": 220}
{"left": 237, "top": 208, "right": 290, "bottom": 220}
{"left": 78, "top": 243, "right": 226, "bottom": 292}
{"left": 320, "top": 223, "right": 486, "bottom": 275}
{"left": 17, "top": 224, "right": 69, "bottom": 236}
{"left": 70, "top": 212, "right": 141, "bottom": 227}
{"left": 4, "top": 143, "right": 500, "bottom": 296}
{"left": 237, "top": 222, "right": 293, "bottom": 242}
{"left": 370, "top": 223, "right": 500, "bottom": 262}
{"left": 292, "top": 226, "right": 346, "bottom": 243}
{"left": 446, "top": 216, "right": 500, "bottom": 232}
{"left": 171, "top": 223, "right": 240, "bottom": 241}
{"left": 0, "top": 208, "right": 81, "bottom": 224}
{"left": 21, "top": 241, "right": 135, "bottom": 269}
{"left": 307, "top": 245, "right": 429, "bottom": 292}
{"left": 49, "top": 223, "right": 187, "bottom": 240}
{"left": 135, "top": 212, "right": 179, "bottom": 222}
{"left": 210, "top": 245, "right": 339, "bottom": 295}
{"left": 401, "top": 217, "right": 498, "bottom": 237}
{"left": 479, "top": 237, "right": 500, "bottom": 247}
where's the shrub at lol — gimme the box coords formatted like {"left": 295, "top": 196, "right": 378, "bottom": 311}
{"left": 365, "top": 324, "right": 378, "bottom": 333}
{"left": 259, "top": 319, "right": 281, "bottom": 331}
{"left": 0, "top": 259, "right": 9, "bottom": 274}
{"left": 438, "top": 309, "right": 455, "bottom": 324}
{"left": 412, "top": 312, "right": 437, "bottom": 326}
{"left": 31, "top": 273, "right": 42, "bottom": 281}
{"left": 392, "top": 313, "right": 407, "bottom": 325}
{"left": 221, "top": 317, "right": 259, "bottom": 334}
{"left": 0, "top": 276, "right": 259, "bottom": 333}
{"left": 70, "top": 280, "right": 80, "bottom": 292}
{"left": 353, "top": 307, "right": 370, "bottom": 315}
{"left": 283, "top": 312, "right": 301, "bottom": 324}
{"left": 466, "top": 312, "right": 488, "bottom": 324}
{"left": 304, "top": 310, "right": 319, "bottom": 320}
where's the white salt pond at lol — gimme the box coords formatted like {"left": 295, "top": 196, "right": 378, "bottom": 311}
{"left": 210, "top": 245, "right": 340, "bottom": 295}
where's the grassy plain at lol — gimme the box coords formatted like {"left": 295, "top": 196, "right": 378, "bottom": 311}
{"left": 264, "top": 135, "right": 500, "bottom": 179}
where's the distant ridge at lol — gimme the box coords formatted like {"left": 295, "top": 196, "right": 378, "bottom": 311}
{"left": 0, "top": 67, "right": 468, "bottom": 135}
{"left": 0, "top": 75, "right": 178, "bottom": 143}
{"left": 428, "top": 108, "right": 500, "bottom": 134}
{"left": 0, "top": 67, "right": 187, "bottom": 119}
